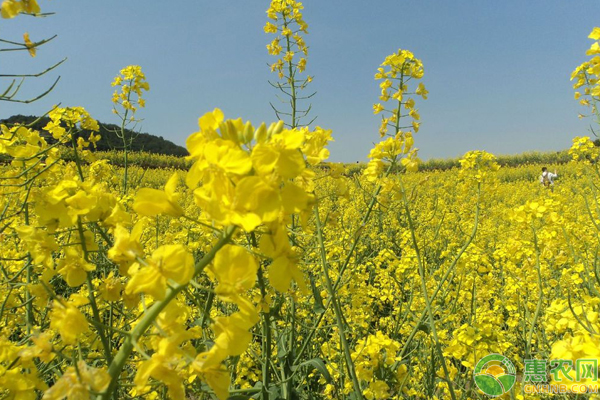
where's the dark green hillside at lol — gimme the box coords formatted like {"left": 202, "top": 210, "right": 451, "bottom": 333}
{"left": 1, "top": 115, "right": 188, "bottom": 157}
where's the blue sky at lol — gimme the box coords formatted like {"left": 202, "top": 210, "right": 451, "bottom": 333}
{"left": 2, "top": 1, "right": 600, "bottom": 162}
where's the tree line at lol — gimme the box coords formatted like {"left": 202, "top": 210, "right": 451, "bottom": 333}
{"left": 1, "top": 114, "right": 189, "bottom": 156}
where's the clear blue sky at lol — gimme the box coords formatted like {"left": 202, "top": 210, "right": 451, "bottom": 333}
{"left": 3, "top": 1, "right": 600, "bottom": 162}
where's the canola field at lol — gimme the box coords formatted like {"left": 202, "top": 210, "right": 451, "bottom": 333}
{"left": 2, "top": 1, "right": 600, "bottom": 400}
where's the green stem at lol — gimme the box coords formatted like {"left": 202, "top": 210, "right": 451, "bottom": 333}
{"left": 398, "top": 178, "right": 458, "bottom": 400}
{"left": 120, "top": 88, "right": 131, "bottom": 195}
{"left": 394, "top": 72, "right": 404, "bottom": 135}
{"left": 77, "top": 218, "right": 112, "bottom": 363}
{"left": 22, "top": 160, "right": 33, "bottom": 335}
{"left": 283, "top": 18, "right": 297, "bottom": 128}
{"left": 314, "top": 207, "right": 364, "bottom": 399}
{"left": 70, "top": 138, "right": 113, "bottom": 361}
{"left": 283, "top": 297, "right": 295, "bottom": 399}
{"left": 70, "top": 133, "right": 85, "bottom": 181}
{"left": 399, "top": 183, "right": 481, "bottom": 359}
{"left": 100, "top": 226, "right": 235, "bottom": 399}
{"left": 250, "top": 231, "right": 274, "bottom": 400}
{"left": 294, "top": 164, "right": 394, "bottom": 366}
{"left": 526, "top": 228, "right": 544, "bottom": 359}
{"left": 257, "top": 266, "right": 272, "bottom": 400}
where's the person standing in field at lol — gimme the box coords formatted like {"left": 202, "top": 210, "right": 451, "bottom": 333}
{"left": 540, "top": 167, "right": 558, "bottom": 189}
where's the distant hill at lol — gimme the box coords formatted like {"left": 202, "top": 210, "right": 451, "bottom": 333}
{"left": 1, "top": 115, "right": 189, "bottom": 157}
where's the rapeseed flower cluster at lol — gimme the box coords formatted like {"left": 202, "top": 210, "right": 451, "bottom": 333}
{"left": 265, "top": 0, "right": 309, "bottom": 79}
{"left": 111, "top": 65, "right": 149, "bottom": 114}
{"left": 572, "top": 27, "right": 600, "bottom": 117}
{"left": 0, "top": 0, "right": 39, "bottom": 18}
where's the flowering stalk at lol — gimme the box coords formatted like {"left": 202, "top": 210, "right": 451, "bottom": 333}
{"left": 266, "top": 0, "right": 314, "bottom": 128}
{"left": 111, "top": 65, "right": 149, "bottom": 194}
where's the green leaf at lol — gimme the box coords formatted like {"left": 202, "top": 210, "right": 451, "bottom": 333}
{"left": 310, "top": 274, "right": 325, "bottom": 314}
{"left": 293, "top": 358, "right": 331, "bottom": 383}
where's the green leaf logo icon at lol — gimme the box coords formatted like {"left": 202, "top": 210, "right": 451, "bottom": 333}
{"left": 474, "top": 354, "right": 517, "bottom": 397}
